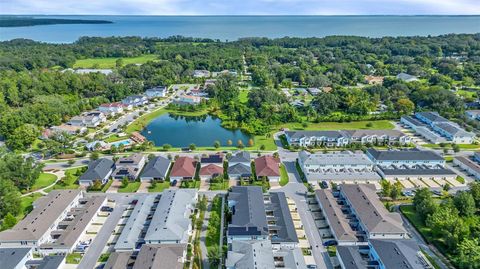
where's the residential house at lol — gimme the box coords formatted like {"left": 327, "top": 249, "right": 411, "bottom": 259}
{"left": 369, "top": 239, "right": 432, "bottom": 269}
{"left": 367, "top": 148, "right": 457, "bottom": 182}
{"left": 200, "top": 153, "right": 224, "bottom": 167}
{"left": 226, "top": 240, "right": 275, "bottom": 269}
{"left": 284, "top": 131, "right": 348, "bottom": 147}
{"left": 400, "top": 116, "right": 446, "bottom": 144}
{"left": 0, "top": 248, "right": 33, "bottom": 269}
{"left": 199, "top": 164, "right": 224, "bottom": 180}
{"left": 193, "top": 70, "right": 210, "bottom": 78}
{"left": 139, "top": 156, "right": 171, "bottom": 182}
{"left": 170, "top": 156, "right": 196, "bottom": 181}
{"left": 175, "top": 95, "right": 202, "bottom": 105}
{"left": 255, "top": 155, "right": 280, "bottom": 181}
{"left": 454, "top": 156, "right": 480, "bottom": 181}
{"left": 51, "top": 124, "right": 87, "bottom": 135}
{"left": 85, "top": 140, "right": 108, "bottom": 151}
{"left": 122, "top": 95, "right": 148, "bottom": 107}
{"left": 0, "top": 190, "right": 82, "bottom": 250}
{"left": 204, "top": 79, "right": 217, "bottom": 88}
{"left": 79, "top": 158, "right": 115, "bottom": 185}
{"left": 133, "top": 244, "right": 186, "bottom": 269}
{"left": 25, "top": 254, "right": 66, "bottom": 269}
{"left": 144, "top": 189, "right": 197, "bottom": 244}
{"left": 228, "top": 151, "right": 252, "bottom": 179}
{"left": 342, "top": 129, "right": 411, "bottom": 145}
{"left": 145, "top": 86, "right": 168, "bottom": 98}
{"left": 396, "top": 72, "right": 418, "bottom": 82}
{"left": 98, "top": 102, "right": 125, "bottom": 115}
{"left": 364, "top": 75, "right": 384, "bottom": 85}
{"left": 466, "top": 110, "right": 480, "bottom": 120}
{"left": 111, "top": 153, "right": 147, "bottom": 180}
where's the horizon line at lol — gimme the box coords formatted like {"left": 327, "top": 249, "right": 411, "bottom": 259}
{"left": 1, "top": 14, "right": 480, "bottom": 16}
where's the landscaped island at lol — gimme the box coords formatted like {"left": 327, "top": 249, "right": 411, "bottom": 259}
{"left": 0, "top": 17, "right": 113, "bottom": 27}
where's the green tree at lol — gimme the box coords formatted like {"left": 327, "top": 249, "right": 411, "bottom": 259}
{"left": 469, "top": 182, "right": 480, "bottom": 207}
{"left": 121, "top": 177, "right": 129, "bottom": 188}
{"left": 90, "top": 151, "right": 100, "bottom": 160}
{"left": 0, "top": 179, "right": 21, "bottom": 218}
{"left": 2, "top": 213, "right": 17, "bottom": 230}
{"left": 454, "top": 191, "right": 476, "bottom": 217}
{"left": 189, "top": 143, "right": 196, "bottom": 151}
{"left": 115, "top": 58, "right": 124, "bottom": 68}
{"left": 6, "top": 124, "right": 39, "bottom": 150}
{"left": 207, "top": 245, "right": 221, "bottom": 268}
{"left": 456, "top": 238, "right": 480, "bottom": 269}
{"left": 92, "top": 179, "right": 102, "bottom": 190}
{"left": 214, "top": 141, "right": 221, "bottom": 149}
{"left": 162, "top": 144, "right": 172, "bottom": 151}
{"left": 413, "top": 188, "right": 438, "bottom": 223}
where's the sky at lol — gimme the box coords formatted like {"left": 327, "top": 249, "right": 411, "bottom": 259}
{"left": 1, "top": 0, "right": 480, "bottom": 15}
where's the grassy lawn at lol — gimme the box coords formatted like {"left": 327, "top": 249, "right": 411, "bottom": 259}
{"left": 98, "top": 253, "right": 110, "bottom": 263}
{"left": 104, "top": 134, "right": 129, "bottom": 143}
{"left": 209, "top": 181, "right": 229, "bottom": 190}
{"left": 280, "top": 120, "right": 394, "bottom": 131}
{"left": 87, "top": 180, "right": 113, "bottom": 193}
{"left": 46, "top": 167, "right": 83, "bottom": 192}
{"left": 31, "top": 173, "right": 57, "bottom": 191}
{"left": 118, "top": 182, "right": 141, "bottom": 193}
{"left": 423, "top": 143, "right": 480, "bottom": 150}
{"left": 73, "top": 54, "right": 158, "bottom": 69}
{"left": 148, "top": 181, "right": 170, "bottom": 192}
{"left": 18, "top": 193, "right": 43, "bottom": 220}
{"left": 66, "top": 253, "right": 83, "bottom": 264}
{"left": 253, "top": 134, "right": 277, "bottom": 151}
{"left": 279, "top": 164, "right": 289, "bottom": 186}
{"left": 180, "top": 180, "right": 201, "bottom": 189}
{"left": 399, "top": 205, "right": 434, "bottom": 243}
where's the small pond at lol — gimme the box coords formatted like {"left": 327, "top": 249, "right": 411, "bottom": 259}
{"left": 140, "top": 113, "right": 252, "bottom": 147}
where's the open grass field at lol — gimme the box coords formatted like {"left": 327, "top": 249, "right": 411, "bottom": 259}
{"left": 118, "top": 182, "right": 141, "bottom": 193}
{"left": 239, "top": 90, "right": 249, "bottom": 103}
{"left": 73, "top": 54, "right": 158, "bottom": 69}
{"left": 423, "top": 143, "right": 480, "bottom": 150}
{"left": 31, "top": 173, "right": 57, "bottom": 191}
{"left": 45, "top": 167, "right": 83, "bottom": 192}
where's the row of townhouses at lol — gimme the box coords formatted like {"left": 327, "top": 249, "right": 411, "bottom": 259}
{"left": 285, "top": 129, "right": 412, "bottom": 148}
{"left": 226, "top": 186, "right": 307, "bottom": 269}
{"left": 316, "top": 184, "right": 433, "bottom": 269}
{"left": 401, "top": 111, "right": 475, "bottom": 144}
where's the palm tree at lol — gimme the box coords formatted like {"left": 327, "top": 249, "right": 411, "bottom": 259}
{"left": 207, "top": 246, "right": 221, "bottom": 268}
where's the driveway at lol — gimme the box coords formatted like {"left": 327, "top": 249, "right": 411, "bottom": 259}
{"left": 106, "top": 180, "right": 122, "bottom": 193}
{"left": 137, "top": 181, "right": 151, "bottom": 193}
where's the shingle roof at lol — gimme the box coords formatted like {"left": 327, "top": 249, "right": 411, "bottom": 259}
{"left": 140, "top": 156, "right": 171, "bottom": 179}
{"left": 199, "top": 164, "right": 224, "bottom": 176}
{"left": 228, "top": 186, "right": 269, "bottom": 237}
{"left": 79, "top": 158, "right": 114, "bottom": 182}
{"left": 315, "top": 190, "right": 358, "bottom": 242}
{"left": 340, "top": 184, "right": 406, "bottom": 235}
{"left": 133, "top": 244, "right": 186, "bottom": 269}
{"left": 369, "top": 239, "right": 426, "bottom": 269}
{"left": 367, "top": 148, "right": 444, "bottom": 161}
{"left": 228, "top": 151, "right": 251, "bottom": 164}
{"left": 200, "top": 154, "right": 223, "bottom": 164}
{"left": 285, "top": 130, "right": 344, "bottom": 140}
{"left": 455, "top": 156, "right": 480, "bottom": 174}
{"left": 268, "top": 192, "right": 298, "bottom": 243}
{"left": 170, "top": 157, "right": 196, "bottom": 177}
{"left": 116, "top": 153, "right": 145, "bottom": 166}
{"left": 0, "top": 248, "right": 32, "bottom": 269}
{"left": 226, "top": 240, "right": 274, "bottom": 269}
{"left": 0, "top": 190, "right": 81, "bottom": 242}
{"left": 434, "top": 122, "right": 474, "bottom": 137}
{"left": 336, "top": 246, "right": 368, "bottom": 269}
{"left": 255, "top": 156, "right": 280, "bottom": 177}
{"left": 227, "top": 163, "right": 252, "bottom": 176}
{"left": 415, "top": 111, "right": 448, "bottom": 123}
{"left": 299, "top": 150, "right": 374, "bottom": 166}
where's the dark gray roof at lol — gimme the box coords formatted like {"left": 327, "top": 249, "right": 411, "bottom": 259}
{"left": 228, "top": 151, "right": 251, "bottom": 164}
{"left": 455, "top": 156, "right": 480, "bottom": 174}
{"left": 415, "top": 111, "right": 448, "bottom": 123}
{"left": 228, "top": 186, "right": 268, "bottom": 237}
{"left": 434, "top": 122, "right": 474, "bottom": 137}
{"left": 336, "top": 246, "right": 368, "bottom": 269}
{"left": 401, "top": 116, "right": 428, "bottom": 127}
{"left": 79, "top": 158, "right": 114, "bottom": 182}
{"left": 367, "top": 148, "right": 444, "bottom": 162}
{"left": 268, "top": 192, "right": 298, "bottom": 243}
{"left": 227, "top": 163, "right": 252, "bottom": 176}
{"left": 0, "top": 248, "right": 31, "bottom": 269}
{"left": 140, "top": 156, "right": 171, "bottom": 178}
{"left": 201, "top": 154, "right": 223, "bottom": 164}
{"left": 370, "top": 239, "right": 428, "bottom": 269}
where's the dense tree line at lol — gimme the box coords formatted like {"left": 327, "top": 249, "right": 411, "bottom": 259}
{"left": 412, "top": 183, "right": 480, "bottom": 268}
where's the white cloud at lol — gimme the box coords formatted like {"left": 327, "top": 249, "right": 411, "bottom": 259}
{"left": 1, "top": 0, "right": 479, "bottom": 15}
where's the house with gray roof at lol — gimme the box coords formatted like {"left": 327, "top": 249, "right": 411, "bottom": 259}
{"left": 454, "top": 156, "right": 480, "bottom": 181}
{"left": 228, "top": 151, "right": 251, "bottom": 166}
{"left": 401, "top": 116, "right": 446, "bottom": 144}
{"left": 366, "top": 148, "right": 457, "bottom": 182}
{"left": 0, "top": 248, "right": 32, "bottom": 269}
{"left": 114, "top": 195, "right": 159, "bottom": 251}
{"left": 369, "top": 239, "right": 433, "bottom": 269}
{"left": 112, "top": 153, "right": 147, "bottom": 180}
{"left": 227, "top": 186, "right": 269, "bottom": 243}
{"left": 144, "top": 189, "right": 197, "bottom": 244}
{"left": 104, "top": 251, "right": 134, "bottom": 269}
{"left": 285, "top": 130, "right": 348, "bottom": 147}
{"left": 139, "top": 156, "right": 171, "bottom": 182}
{"left": 145, "top": 86, "right": 168, "bottom": 98}
{"left": 340, "top": 184, "right": 408, "bottom": 239}
{"left": 133, "top": 244, "right": 186, "bottom": 269}
{"left": 266, "top": 192, "right": 298, "bottom": 246}
{"left": 226, "top": 240, "right": 275, "bottom": 269}
{"left": 79, "top": 158, "right": 114, "bottom": 186}
{"left": 25, "top": 254, "right": 65, "bottom": 269}
{"left": 228, "top": 151, "right": 252, "bottom": 179}
{"left": 396, "top": 72, "right": 418, "bottom": 82}
{"left": 298, "top": 150, "right": 381, "bottom": 182}
{"left": 343, "top": 129, "right": 411, "bottom": 145}
{"left": 412, "top": 111, "right": 475, "bottom": 144}
{"left": 336, "top": 246, "right": 368, "bottom": 269}
{"left": 0, "top": 190, "right": 82, "bottom": 250}
{"left": 122, "top": 95, "right": 148, "bottom": 107}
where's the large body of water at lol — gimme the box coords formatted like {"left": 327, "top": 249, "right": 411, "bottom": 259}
{"left": 1, "top": 15, "right": 479, "bottom": 43}
{"left": 140, "top": 113, "right": 251, "bottom": 147}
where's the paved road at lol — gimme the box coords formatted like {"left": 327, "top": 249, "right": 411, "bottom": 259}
{"left": 79, "top": 195, "right": 130, "bottom": 269}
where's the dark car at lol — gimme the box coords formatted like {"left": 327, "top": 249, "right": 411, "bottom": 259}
{"left": 101, "top": 206, "right": 113, "bottom": 212}
{"left": 320, "top": 181, "right": 329, "bottom": 189}
{"left": 171, "top": 179, "right": 178, "bottom": 186}
{"left": 322, "top": 240, "right": 337, "bottom": 247}
{"left": 131, "top": 199, "right": 138, "bottom": 205}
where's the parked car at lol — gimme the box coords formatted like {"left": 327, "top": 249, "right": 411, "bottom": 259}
{"left": 101, "top": 206, "right": 114, "bottom": 212}
{"left": 322, "top": 240, "right": 337, "bottom": 247}
{"left": 320, "top": 181, "right": 329, "bottom": 189}
{"left": 130, "top": 199, "right": 138, "bottom": 205}
{"left": 171, "top": 179, "right": 178, "bottom": 186}
{"left": 307, "top": 265, "right": 317, "bottom": 269}
{"left": 402, "top": 190, "right": 414, "bottom": 197}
